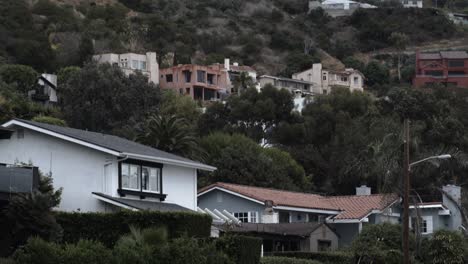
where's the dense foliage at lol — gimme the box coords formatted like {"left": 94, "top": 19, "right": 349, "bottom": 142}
{"left": 260, "top": 256, "right": 322, "bottom": 264}
{"left": 216, "top": 235, "right": 262, "bottom": 264}
{"left": 272, "top": 251, "right": 353, "bottom": 264}
{"left": 55, "top": 211, "right": 212, "bottom": 247}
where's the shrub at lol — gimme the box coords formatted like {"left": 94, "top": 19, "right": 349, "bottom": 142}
{"left": 272, "top": 251, "right": 353, "bottom": 264}
{"left": 216, "top": 235, "right": 262, "bottom": 264}
{"left": 426, "top": 230, "right": 465, "bottom": 264}
{"left": 55, "top": 211, "right": 212, "bottom": 247}
{"left": 0, "top": 64, "right": 38, "bottom": 94}
{"left": 12, "top": 237, "right": 62, "bottom": 264}
{"left": 61, "top": 240, "right": 114, "bottom": 264}
{"left": 261, "top": 256, "right": 322, "bottom": 264}
{"left": 32, "top": 116, "right": 67, "bottom": 127}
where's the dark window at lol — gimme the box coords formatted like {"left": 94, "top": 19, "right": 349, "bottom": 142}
{"left": 166, "top": 74, "right": 173, "bottom": 82}
{"left": 186, "top": 88, "right": 191, "bottom": 94}
{"left": 448, "top": 71, "right": 466, "bottom": 76}
{"left": 318, "top": 240, "right": 332, "bottom": 252}
{"left": 183, "top": 70, "right": 191, "bottom": 82}
{"left": 179, "top": 88, "right": 184, "bottom": 95}
{"left": 448, "top": 60, "right": 465, "bottom": 68}
{"left": 308, "top": 214, "right": 319, "bottom": 222}
{"left": 119, "top": 160, "right": 163, "bottom": 197}
{"left": 207, "top": 74, "right": 215, "bottom": 85}
{"left": 197, "top": 70, "right": 206, "bottom": 83}
{"left": 323, "top": 75, "right": 327, "bottom": 80}
{"left": 425, "top": 71, "right": 443, "bottom": 77}
{"left": 279, "top": 212, "right": 290, "bottom": 223}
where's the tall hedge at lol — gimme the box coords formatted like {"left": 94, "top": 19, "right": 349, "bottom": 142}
{"left": 55, "top": 211, "right": 212, "bottom": 247}
{"left": 261, "top": 256, "right": 322, "bottom": 264}
{"left": 217, "top": 235, "right": 262, "bottom": 264}
{"left": 272, "top": 251, "right": 353, "bottom": 264}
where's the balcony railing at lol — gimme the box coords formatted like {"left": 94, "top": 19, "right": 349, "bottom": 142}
{"left": 0, "top": 164, "right": 39, "bottom": 197}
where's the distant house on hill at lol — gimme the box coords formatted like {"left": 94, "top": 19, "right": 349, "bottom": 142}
{"left": 292, "top": 63, "right": 365, "bottom": 94}
{"left": 93, "top": 52, "right": 159, "bottom": 84}
{"left": 400, "top": 0, "right": 423, "bottom": 8}
{"left": 413, "top": 50, "right": 468, "bottom": 88}
{"left": 159, "top": 58, "right": 256, "bottom": 102}
{"left": 0, "top": 119, "right": 216, "bottom": 213}
{"left": 309, "top": 0, "right": 376, "bottom": 17}
{"left": 28, "top": 74, "right": 58, "bottom": 105}
{"left": 198, "top": 182, "right": 464, "bottom": 251}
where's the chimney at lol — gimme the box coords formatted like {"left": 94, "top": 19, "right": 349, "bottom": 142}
{"left": 356, "top": 185, "right": 371, "bottom": 196}
{"left": 224, "top": 58, "right": 230, "bottom": 71}
{"left": 443, "top": 184, "right": 461, "bottom": 206}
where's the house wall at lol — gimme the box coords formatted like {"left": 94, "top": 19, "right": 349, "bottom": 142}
{"left": 92, "top": 52, "right": 159, "bottom": 85}
{"left": 306, "top": 225, "right": 339, "bottom": 252}
{"left": 329, "top": 223, "right": 360, "bottom": 248}
{"left": 0, "top": 127, "right": 112, "bottom": 212}
{"left": 409, "top": 208, "right": 450, "bottom": 235}
{"left": 163, "top": 165, "right": 198, "bottom": 210}
{"left": 0, "top": 125, "right": 200, "bottom": 212}
{"left": 198, "top": 189, "right": 266, "bottom": 221}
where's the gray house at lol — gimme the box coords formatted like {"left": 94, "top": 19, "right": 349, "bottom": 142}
{"left": 198, "top": 183, "right": 400, "bottom": 249}
{"left": 198, "top": 182, "right": 464, "bottom": 250}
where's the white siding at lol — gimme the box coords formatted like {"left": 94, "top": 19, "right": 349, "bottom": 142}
{"left": 162, "top": 164, "right": 198, "bottom": 210}
{"left": 0, "top": 127, "right": 112, "bottom": 212}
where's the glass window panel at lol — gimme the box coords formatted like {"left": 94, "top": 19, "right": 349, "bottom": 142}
{"left": 140, "top": 61, "right": 147, "bottom": 70}
{"left": 129, "top": 164, "right": 140, "bottom": 189}
{"left": 132, "top": 60, "right": 138, "bottom": 69}
{"left": 142, "top": 167, "right": 160, "bottom": 192}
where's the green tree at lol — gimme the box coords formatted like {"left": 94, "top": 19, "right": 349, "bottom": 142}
{"left": 364, "top": 61, "right": 390, "bottom": 88}
{"left": 59, "top": 62, "right": 160, "bottom": 137}
{"left": 0, "top": 64, "right": 38, "bottom": 94}
{"left": 138, "top": 115, "right": 202, "bottom": 160}
{"left": 199, "top": 133, "right": 309, "bottom": 190}
{"left": 32, "top": 115, "right": 67, "bottom": 127}
{"left": 3, "top": 173, "right": 63, "bottom": 256}
{"left": 426, "top": 230, "right": 465, "bottom": 264}
{"left": 352, "top": 223, "right": 410, "bottom": 264}
{"left": 389, "top": 32, "right": 409, "bottom": 81}
{"left": 159, "top": 90, "right": 201, "bottom": 128}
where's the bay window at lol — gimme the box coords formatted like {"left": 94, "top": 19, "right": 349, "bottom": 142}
{"left": 118, "top": 160, "right": 165, "bottom": 199}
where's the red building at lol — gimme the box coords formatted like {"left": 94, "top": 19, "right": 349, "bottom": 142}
{"left": 413, "top": 51, "right": 468, "bottom": 88}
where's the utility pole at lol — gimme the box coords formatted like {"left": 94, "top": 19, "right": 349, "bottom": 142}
{"left": 403, "top": 119, "right": 410, "bottom": 264}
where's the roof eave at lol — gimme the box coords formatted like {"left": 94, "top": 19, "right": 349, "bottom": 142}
{"left": 121, "top": 152, "right": 216, "bottom": 171}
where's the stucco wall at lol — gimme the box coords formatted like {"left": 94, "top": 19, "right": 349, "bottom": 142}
{"left": 0, "top": 125, "right": 199, "bottom": 212}
{"left": 0, "top": 127, "right": 111, "bottom": 212}
{"left": 198, "top": 189, "right": 265, "bottom": 222}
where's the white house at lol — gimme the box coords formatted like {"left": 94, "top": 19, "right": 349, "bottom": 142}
{"left": 93, "top": 52, "right": 159, "bottom": 85}
{"left": 400, "top": 0, "right": 423, "bottom": 8}
{"left": 309, "top": 0, "right": 376, "bottom": 17}
{"left": 0, "top": 119, "right": 215, "bottom": 212}
{"left": 292, "top": 63, "right": 365, "bottom": 94}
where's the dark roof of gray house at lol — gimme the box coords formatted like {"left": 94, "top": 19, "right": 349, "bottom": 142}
{"left": 92, "top": 192, "right": 192, "bottom": 212}
{"left": 219, "top": 222, "right": 335, "bottom": 237}
{"left": 419, "top": 51, "right": 468, "bottom": 60}
{"left": 12, "top": 119, "right": 210, "bottom": 168}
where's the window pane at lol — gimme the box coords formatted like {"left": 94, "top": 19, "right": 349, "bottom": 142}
{"left": 122, "top": 163, "right": 140, "bottom": 190}
{"left": 132, "top": 60, "right": 138, "bottom": 69}
{"left": 142, "top": 167, "right": 160, "bottom": 192}
{"left": 140, "top": 61, "right": 147, "bottom": 70}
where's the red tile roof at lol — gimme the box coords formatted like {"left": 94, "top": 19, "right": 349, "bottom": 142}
{"left": 198, "top": 182, "right": 399, "bottom": 220}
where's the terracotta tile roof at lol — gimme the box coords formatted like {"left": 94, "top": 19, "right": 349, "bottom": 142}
{"left": 198, "top": 182, "right": 399, "bottom": 220}
{"left": 325, "top": 194, "right": 398, "bottom": 220}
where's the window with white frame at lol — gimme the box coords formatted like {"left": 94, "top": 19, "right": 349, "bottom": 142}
{"left": 132, "top": 60, "right": 139, "bottom": 69}
{"left": 120, "top": 162, "right": 162, "bottom": 194}
{"left": 234, "top": 212, "right": 258, "bottom": 223}
{"left": 411, "top": 216, "right": 433, "bottom": 234}
{"left": 139, "top": 61, "right": 147, "bottom": 70}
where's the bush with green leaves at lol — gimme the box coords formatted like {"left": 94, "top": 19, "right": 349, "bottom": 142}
{"left": 216, "top": 235, "right": 262, "bottom": 264}
{"left": 55, "top": 211, "right": 212, "bottom": 247}
{"left": 0, "top": 65, "right": 38, "bottom": 94}
{"left": 272, "top": 251, "right": 353, "bottom": 264}
{"left": 261, "top": 256, "right": 322, "bottom": 264}
{"left": 425, "top": 230, "right": 465, "bottom": 264}
{"left": 351, "top": 223, "right": 410, "bottom": 264}
{"left": 32, "top": 116, "right": 67, "bottom": 127}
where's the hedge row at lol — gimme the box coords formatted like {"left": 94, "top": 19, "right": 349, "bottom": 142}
{"left": 217, "top": 235, "right": 262, "bottom": 264}
{"left": 272, "top": 251, "right": 354, "bottom": 264}
{"left": 55, "top": 211, "right": 212, "bottom": 247}
{"left": 261, "top": 256, "right": 322, "bottom": 264}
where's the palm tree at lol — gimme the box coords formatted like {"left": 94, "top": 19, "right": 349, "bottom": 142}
{"left": 138, "top": 115, "right": 205, "bottom": 161}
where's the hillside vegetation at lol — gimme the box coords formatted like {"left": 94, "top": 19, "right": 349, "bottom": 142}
{"left": 0, "top": 0, "right": 465, "bottom": 76}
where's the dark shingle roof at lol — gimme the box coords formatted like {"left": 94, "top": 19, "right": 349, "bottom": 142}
{"left": 219, "top": 222, "right": 332, "bottom": 237}
{"left": 12, "top": 119, "right": 211, "bottom": 169}
{"left": 92, "top": 192, "right": 192, "bottom": 212}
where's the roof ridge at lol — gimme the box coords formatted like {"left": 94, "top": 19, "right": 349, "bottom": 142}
{"left": 217, "top": 182, "right": 325, "bottom": 196}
